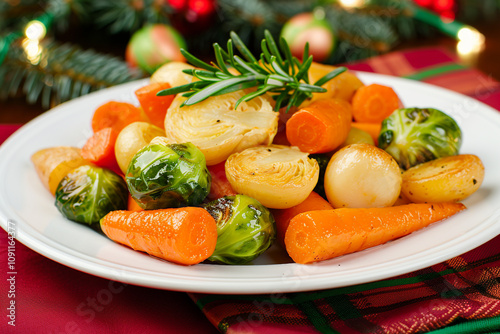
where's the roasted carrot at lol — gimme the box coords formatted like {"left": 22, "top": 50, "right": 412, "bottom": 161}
{"left": 127, "top": 194, "right": 144, "bottom": 211}
{"left": 81, "top": 127, "right": 121, "bottom": 175}
{"left": 351, "top": 122, "right": 382, "bottom": 145}
{"left": 91, "top": 101, "right": 145, "bottom": 133}
{"left": 286, "top": 98, "right": 352, "bottom": 153}
{"left": 271, "top": 191, "right": 333, "bottom": 248}
{"left": 134, "top": 82, "right": 175, "bottom": 129}
{"left": 100, "top": 207, "right": 218, "bottom": 265}
{"left": 206, "top": 161, "right": 237, "bottom": 201}
{"left": 351, "top": 84, "right": 401, "bottom": 123}
{"left": 285, "top": 202, "right": 466, "bottom": 264}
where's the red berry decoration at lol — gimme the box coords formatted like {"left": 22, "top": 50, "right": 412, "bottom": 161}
{"left": 167, "top": 0, "right": 217, "bottom": 35}
{"left": 280, "top": 10, "right": 335, "bottom": 63}
{"left": 125, "top": 24, "right": 187, "bottom": 74}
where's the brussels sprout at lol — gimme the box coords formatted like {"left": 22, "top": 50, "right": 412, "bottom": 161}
{"left": 310, "top": 153, "right": 330, "bottom": 199}
{"left": 378, "top": 108, "right": 462, "bottom": 170}
{"left": 126, "top": 142, "right": 211, "bottom": 209}
{"left": 203, "top": 195, "right": 276, "bottom": 265}
{"left": 55, "top": 165, "right": 128, "bottom": 228}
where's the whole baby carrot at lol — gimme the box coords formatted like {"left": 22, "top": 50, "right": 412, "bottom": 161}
{"left": 100, "top": 207, "right": 218, "bottom": 265}
{"left": 286, "top": 98, "right": 352, "bottom": 154}
{"left": 271, "top": 191, "right": 332, "bottom": 248}
{"left": 285, "top": 202, "right": 466, "bottom": 264}
{"left": 351, "top": 83, "right": 401, "bottom": 123}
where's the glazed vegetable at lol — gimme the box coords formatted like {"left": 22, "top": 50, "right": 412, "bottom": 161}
{"left": 325, "top": 144, "right": 402, "bottom": 208}
{"left": 285, "top": 202, "right": 466, "bottom": 264}
{"left": 203, "top": 194, "right": 275, "bottom": 265}
{"left": 126, "top": 142, "right": 211, "bottom": 209}
{"left": 225, "top": 145, "right": 319, "bottom": 209}
{"left": 352, "top": 84, "right": 401, "bottom": 123}
{"left": 31, "top": 146, "right": 89, "bottom": 195}
{"left": 378, "top": 107, "right": 462, "bottom": 170}
{"left": 338, "top": 126, "right": 375, "bottom": 149}
{"left": 351, "top": 122, "right": 382, "bottom": 145}
{"left": 309, "top": 153, "right": 330, "bottom": 199}
{"left": 305, "top": 62, "right": 364, "bottom": 104}
{"left": 272, "top": 191, "right": 332, "bottom": 248}
{"left": 164, "top": 89, "right": 279, "bottom": 165}
{"left": 150, "top": 61, "right": 196, "bottom": 86}
{"left": 91, "top": 101, "right": 145, "bottom": 134}
{"left": 286, "top": 98, "right": 352, "bottom": 153}
{"left": 402, "top": 154, "right": 485, "bottom": 203}
{"left": 100, "top": 207, "right": 218, "bottom": 265}
{"left": 206, "top": 161, "right": 237, "bottom": 201}
{"left": 114, "top": 121, "right": 165, "bottom": 174}
{"left": 135, "top": 82, "right": 175, "bottom": 129}
{"left": 55, "top": 165, "right": 128, "bottom": 227}
{"left": 81, "top": 127, "right": 121, "bottom": 174}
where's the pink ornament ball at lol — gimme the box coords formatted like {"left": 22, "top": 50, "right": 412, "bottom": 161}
{"left": 126, "top": 24, "right": 187, "bottom": 74}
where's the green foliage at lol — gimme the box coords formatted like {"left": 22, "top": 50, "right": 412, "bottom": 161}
{"left": 0, "top": 38, "right": 144, "bottom": 108}
{"left": 158, "top": 30, "right": 346, "bottom": 112}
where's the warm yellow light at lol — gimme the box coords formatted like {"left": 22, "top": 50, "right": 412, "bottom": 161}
{"left": 22, "top": 38, "right": 43, "bottom": 64}
{"left": 338, "top": 0, "right": 365, "bottom": 9}
{"left": 456, "top": 26, "right": 485, "bottom": 56}
{"left": 25, "top": 20, "right": 47, "bottom": 40}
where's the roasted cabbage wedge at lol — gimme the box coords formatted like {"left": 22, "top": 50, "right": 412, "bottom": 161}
{"left": 225, "top": 145, "right": 319, "bottom": 209}
{"left": 203, "top": 194, "right": 276, "bottom": 265}
{"left": 126, "top": 142, "right": 211, "bottom": 209}
{"left": 55, "top": 165, "right": 128, "bottom": 228}
{"left": 164, "top": 89, "right": 279, "bottom": 165}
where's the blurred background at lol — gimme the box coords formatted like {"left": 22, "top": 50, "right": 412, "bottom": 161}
{"left": 1, "top": 0, "right": 499, "bottom": 123}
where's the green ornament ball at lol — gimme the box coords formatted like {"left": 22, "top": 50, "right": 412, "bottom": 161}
{"left": 280, "top": 10, "right": 335, "bottom": 63}
{"left": 126, "top": 24, "right": 187, "bottom": 74}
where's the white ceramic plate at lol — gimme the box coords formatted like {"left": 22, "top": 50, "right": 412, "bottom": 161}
{"left": 1, "top": 72, "right": 500, "bottom": 294}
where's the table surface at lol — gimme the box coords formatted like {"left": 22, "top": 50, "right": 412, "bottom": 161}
{"left": 1, "top": 20, "right": 500, "bottom": 123}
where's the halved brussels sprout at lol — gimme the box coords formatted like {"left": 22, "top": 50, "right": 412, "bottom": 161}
{"left": 126, "top": 142, "right": 211, "bottom": 209}
{"left": 378, "top": 108, "right": 462, "bottom": 170}
{"left": 55, "top": 165, "right": 128, "bottom": 228}
{"left": 164, "top": 89, "right": 279, "bottom": 165}
{"left": 225, "top": 145, "right": 319, "bottom": 209}
{"left": 203, "top": 194, "right": 276, "bottom": 265}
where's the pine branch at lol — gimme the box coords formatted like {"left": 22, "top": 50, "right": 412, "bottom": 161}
{"left": 79, "top": 0, "right": 171, "bottom": 34}
{"left": 0, "top": 38, "right": 145, "bottom": 109}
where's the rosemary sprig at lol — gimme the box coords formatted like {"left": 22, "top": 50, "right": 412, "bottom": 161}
{"left": 157, "top": 30, "right": 346, "bottom": 112}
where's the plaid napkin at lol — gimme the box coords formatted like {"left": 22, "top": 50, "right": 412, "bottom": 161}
{"left": 189, "top": 48, "right": 500, "bottom": 334}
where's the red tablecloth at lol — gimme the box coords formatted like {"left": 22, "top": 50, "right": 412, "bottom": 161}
{"left": 1, "top": 47, "right": 500, "bottom": 334}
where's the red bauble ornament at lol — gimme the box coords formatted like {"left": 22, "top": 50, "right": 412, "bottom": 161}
{"left": 125, "top": 24, "right": 187, "bottom": 74}
{"left": 413, "top": 0, "right": 457, "bottom": 20}
{"left": 167, "top": 0, "right": 216, "bottom": 35}
{"left": 280, "top": 10, "right": 335, "bottom": 63}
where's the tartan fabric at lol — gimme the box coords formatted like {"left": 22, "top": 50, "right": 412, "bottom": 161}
{"left": 189, "top": 48, "right": 500, "bottom": 334}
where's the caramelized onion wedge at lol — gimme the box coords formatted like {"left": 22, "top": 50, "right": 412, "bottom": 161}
{"left": 164, "top": 90, "right": 279, "bottom": 165}
{"left": 225, "top": 145, "right": 319, "bottom": 209}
